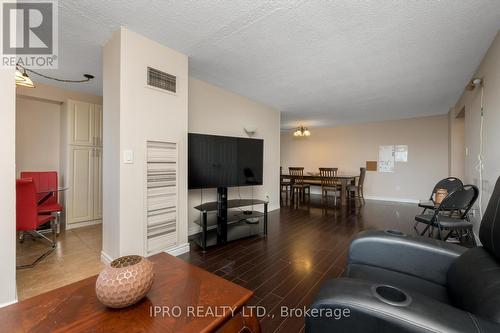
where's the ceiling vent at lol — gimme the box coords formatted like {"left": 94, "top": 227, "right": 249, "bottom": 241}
{"left": 147, "top": 67, "right": 176, "bottom": 93}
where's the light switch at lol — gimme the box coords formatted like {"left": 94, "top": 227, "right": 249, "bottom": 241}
{"left": 123, "top": 150, "right": 134, "bottom": 164}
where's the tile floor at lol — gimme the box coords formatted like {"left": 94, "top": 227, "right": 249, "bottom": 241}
{"left": 16, "top": 224, "right": 103, "bottom": 300}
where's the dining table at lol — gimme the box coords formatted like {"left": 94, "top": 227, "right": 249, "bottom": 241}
{"left": 281, "top": 172, "right": 357, "bottom": 205}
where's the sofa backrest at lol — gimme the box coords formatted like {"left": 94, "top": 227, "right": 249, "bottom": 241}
{"left": 447, "top": 176, "right": 500, "bottom": 323}
{"left": 447, "top": 247, "right": 500, "bottom": 323}
{"left": 479, "top": 176, "right": 500, "bottom": 260}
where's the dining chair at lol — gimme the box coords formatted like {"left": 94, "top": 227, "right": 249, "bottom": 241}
{"left": 280, "top": 167, "right": 291, "bottom": 206}
{"left": 16, "top": 178, "right": 57, "bottom": 269}
{"left": 319, "top": 167, "right": 340, "bottom": 206}
{"left": 20, "top": 171, "right": 63, "bottom": 233}
{"left": 347, "top": 167, "right": 366, "bottom": 203}
{"left": 414, "top": 185, "right": 478, "bottom": 242}
{"left": 289, "top": 167, "right": 310, "bottom": 205}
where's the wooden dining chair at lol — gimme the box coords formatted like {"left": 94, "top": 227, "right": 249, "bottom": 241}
{"left": 347, "top": 167, "right": 366, "bottom": 203}
{"left": 280, "top": 167, "right": 291, "bottom": 206}
{"left": 289, "top": 167, "right": 310, "bottom": 204}
{"left": 319, "top": 168, "right": 340, "bottom": 206}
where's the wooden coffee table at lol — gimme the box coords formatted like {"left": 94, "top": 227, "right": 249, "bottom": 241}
{"left": 0, "top": 253, "right": 259, "bottom": 332}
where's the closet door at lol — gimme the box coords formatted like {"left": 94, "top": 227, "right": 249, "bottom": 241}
{"left": 93, "top": 147, "right": 103, "bottom": 219}
{"left": 67, "top": 146, "right": 94, "bottom": 224}
{"left": 146, "top": 141, "right": 178, "bottom": 255}
{"left": 68, "top": 100, "right": 94, "bottom": 146}
{"left": 94, "top": 104, "right": 103, "bottom": 146}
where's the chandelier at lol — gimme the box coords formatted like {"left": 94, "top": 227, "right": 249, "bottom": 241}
{"left": 293, "top": 126, "right": 311, "bottom": 137}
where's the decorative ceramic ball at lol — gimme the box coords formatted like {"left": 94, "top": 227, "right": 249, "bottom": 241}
{"left": 96, "top": 255, "right": 154, "bottom": 308}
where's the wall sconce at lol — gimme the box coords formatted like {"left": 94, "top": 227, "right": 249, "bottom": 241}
{"left": 244, "top": 126, "right": 257, "bottom": 137}
{"left": 465, "top": 77, "right": 483, "bottom": 91}
{"left": 293, "top": 126, "right": 311, "bottom": 137}
{"left": 15, "top": 66, "right": 35, "bottom": 88}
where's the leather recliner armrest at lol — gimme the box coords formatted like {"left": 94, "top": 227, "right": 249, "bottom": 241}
{"left": 347, "top": 230, "right": 467, "bottom": 286}
{"left": 306, "top": 278, "right": 500, "bottom": 333}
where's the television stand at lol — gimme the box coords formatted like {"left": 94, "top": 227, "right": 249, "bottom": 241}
{"left": 193, "top": 187, "right": 268, "bottom": 251}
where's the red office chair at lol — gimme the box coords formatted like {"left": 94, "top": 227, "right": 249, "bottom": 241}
{"left": 20, "top": 171, "right": 63, "bottom": 233}
{"left": 16, "top": 178, "right": 57, "bottom": 269}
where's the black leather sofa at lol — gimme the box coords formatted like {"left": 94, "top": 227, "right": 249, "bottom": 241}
{"left": 306, "top": 177, "right": 500, "bottom": 333}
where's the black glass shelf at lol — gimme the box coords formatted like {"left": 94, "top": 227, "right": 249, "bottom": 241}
{"left": 193, "top": 219, "right": 264, "bottom": 248}
{"left": 194, "top": 210, "right": 264, "bottom": 231}
{"left": 194, "top": 199, "right": 267, "bottom": 212}
{"left": 193, "top": 196, "right": 268, "bottom": 251}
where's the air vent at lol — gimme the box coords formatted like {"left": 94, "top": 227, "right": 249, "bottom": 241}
{"left": 147, "top": 67, "right": 176, "bottom": 93}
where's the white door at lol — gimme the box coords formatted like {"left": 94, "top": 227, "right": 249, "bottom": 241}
{"left": 69, "top": 100, "right": 94, "bottom": 146}
{"left": 68, "top": 146, "right": 94, "bottom": 224}
{"left": 94, "top": 104, "right": 103, "bottom": 147}
{"left": 93, "top": 147, "right": 103, "bottom": 219}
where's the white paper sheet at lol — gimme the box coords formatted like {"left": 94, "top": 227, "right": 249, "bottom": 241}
{"left": 379, "top": 145, "right": 395, "bottom": 172}
{"left": 395, "top": 145, "right": 408, "bottom": 162}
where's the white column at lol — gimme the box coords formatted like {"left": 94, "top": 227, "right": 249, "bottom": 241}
{"left": 0, "top": 62, "right": 17, "bottom": 306}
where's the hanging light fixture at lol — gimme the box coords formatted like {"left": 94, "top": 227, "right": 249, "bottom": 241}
{"left": 293, "top": 126, "right": 311, "bottom": 137}
{"left": 15, "top": 63, "right": 94, "bottom": 88}
{"left": 15, "top": 65, "right": 35, "bottom": 88}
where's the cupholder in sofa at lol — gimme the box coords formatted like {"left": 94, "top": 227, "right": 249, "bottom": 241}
{"left": 372, "top": 285, "right": 412, "bottom": 307}
{"left": 384, "top": 229, "right": 407, "bottom": 237}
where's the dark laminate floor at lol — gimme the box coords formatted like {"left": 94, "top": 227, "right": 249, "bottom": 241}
{"left": 178, "top": 196, "right": 423, "bottom": 333}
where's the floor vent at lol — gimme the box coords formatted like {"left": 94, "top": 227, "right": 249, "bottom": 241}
{"left": 147, "top": 67, "right": 176, "bottom": 93}
{"left": 146, "top": 140, "right": 178, "bottom": 255}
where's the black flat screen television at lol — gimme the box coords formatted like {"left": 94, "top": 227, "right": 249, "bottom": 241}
{"left": 188, "top": 133, "right": 264, "bottom": 189}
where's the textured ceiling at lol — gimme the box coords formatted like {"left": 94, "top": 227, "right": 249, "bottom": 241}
{"left": 35, "top": 0, "right": 500, "bottom": 128}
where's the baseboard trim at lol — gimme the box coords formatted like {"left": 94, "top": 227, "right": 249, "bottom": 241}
{"left": 0, "top": 298, "right": 18, "bottom": 308}
{"left": 189, "top": 225, "right": 202, "bottom": 236}
{"left": 165, "top": 242, "right": 190, "bottom": 256}
{"left": 100, "top": 251, "right": 113, "bottom": 265}
{"left": 364, "top": 196, "right": 419, "bottom": 204}
{"left": 267, "top": 203, "right": 280, "bottom": 212}
{"left": 293, "top": 189, "right": 419, "bottom": 204}
{"left": 101, "top": 243, "right": 190, "bottom": 263}
{"left": 66, "top": 219, "right": 102, "bottom": 230}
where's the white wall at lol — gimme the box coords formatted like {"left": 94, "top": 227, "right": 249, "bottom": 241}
{"left": 0, "top": 66, "right": 17, "bottom": 306}
{"left": 102, "top": 29, "right": 122, "bottom": 260}
{"left": 448, "top": 108, "right": 465, "bottom": 179}
{"left": 453, "top": 31, "right": 500, "bottom": 235}
{"left": 187, "top": 78, "right": 281, "bottom": 235}
{"left": 281, "top": 115, "right": 449, "bottom": 203}
{"left": 15, "top": 97, "right": 61, "bottom": 176}
{"left": 15, "top": 83, "right": 102, "bottom": 184}
{"left": 103, "top": 27, "right": 189, "bottom": 258}
{"left": 16, "top": 82, "right": 102, "bottom": 105}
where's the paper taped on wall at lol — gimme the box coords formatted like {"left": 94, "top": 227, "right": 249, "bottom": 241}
{"left": 379, "top": 145, "right": 395, "bottom": 172}
{"left": 395, "top": 145, "right": 408, "bottom": 162}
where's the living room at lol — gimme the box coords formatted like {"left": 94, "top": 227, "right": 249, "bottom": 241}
{"left": 1, "top": 1, "right": 500, "bottom": 332}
